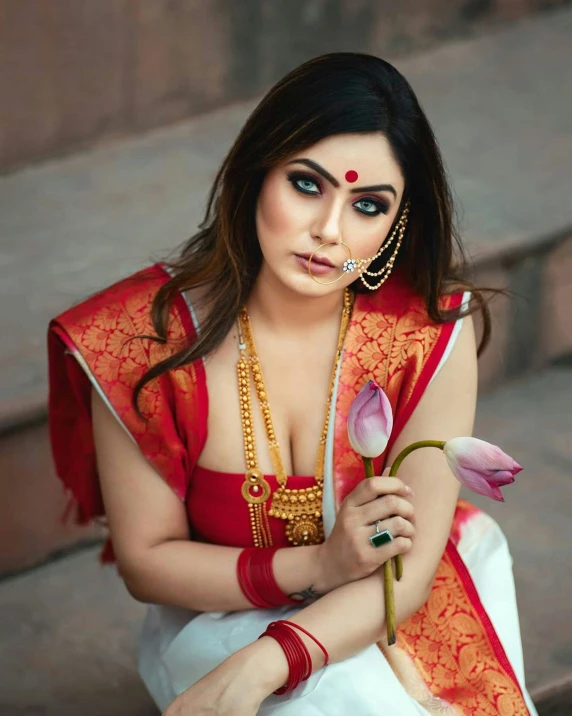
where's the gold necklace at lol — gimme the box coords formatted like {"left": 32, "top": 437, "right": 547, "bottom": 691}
{"left": 237, "top": 288, "right": 353, "bottom": 548}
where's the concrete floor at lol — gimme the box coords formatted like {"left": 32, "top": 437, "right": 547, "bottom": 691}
{"left": 0, "top": 364, "right": 571, "bottom": 714}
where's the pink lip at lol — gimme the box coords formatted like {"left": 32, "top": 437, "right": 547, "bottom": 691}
{"left": 295, "top": 254, "right": 335, "bottom": 276}
{"left": 296, "top": 252, "right": 335, "bottom": 267}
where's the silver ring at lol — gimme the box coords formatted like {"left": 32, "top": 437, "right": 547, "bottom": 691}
{"left": 369, "top": 521, "right": 394, "bottom": 548}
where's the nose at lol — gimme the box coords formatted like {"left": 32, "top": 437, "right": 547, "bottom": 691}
{"left": 312, "top": 198, "right": 343, "bottom": 246}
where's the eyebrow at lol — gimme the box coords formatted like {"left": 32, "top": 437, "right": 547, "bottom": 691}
{"left": 286, "top": 158, "right": 396, "bottom": 198}
{"left": 349, "top": 183, "right": 397, "bottom": 198}
{"left": 287, "top": 159, "right": 340, "bottom": 188}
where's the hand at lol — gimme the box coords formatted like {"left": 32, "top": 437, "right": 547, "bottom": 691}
{"left": 162, "top": 674, "right": 259, "bottom": 716}
{"left": 162, "top": 672, "right": 260, "bottom": 716}
{"left": 162, "top": 640, "right": 287, "bottom": 715}
{"left": 316, "top": 467, "right": 415, "bottom": 591}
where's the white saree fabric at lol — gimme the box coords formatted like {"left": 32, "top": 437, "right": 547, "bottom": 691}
{"left": 138, "top": 511, "right": 538, "bottom": 715}
{"left": 137, "top": 305, "right": 539, "bottom": 715}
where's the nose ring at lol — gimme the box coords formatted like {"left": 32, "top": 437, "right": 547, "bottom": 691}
{"left": 308, "top": 242, "right": 353, "bottom": 285}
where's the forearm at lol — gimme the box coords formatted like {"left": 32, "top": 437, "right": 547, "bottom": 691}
{"left": 294, "top": 564, "right": 427, "bottom": 656}
{"left": 244, "top": 562, "right": 430, "bottom": 696}
{"left": 124, "top": 540, "right": 328, "bottom": 612}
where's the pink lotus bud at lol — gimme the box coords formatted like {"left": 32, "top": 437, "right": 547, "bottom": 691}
{"left": 348, "top": 380, "right": 393, "bottom": 458}
{"left": 443, "top": 437, "right": 523, "bottom": 502}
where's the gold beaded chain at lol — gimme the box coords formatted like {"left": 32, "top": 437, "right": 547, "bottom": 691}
{"left": 359, "top": 203, "right": 410, "bottom": 291}
{"left": 237, "top": 288, "right": 353, "bottom": 547}
{"left": 237, "top": 351, "right": 274, "bottom": 547}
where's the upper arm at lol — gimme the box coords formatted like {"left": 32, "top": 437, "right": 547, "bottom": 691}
{"left": 91, "top": 387, "right": 190, "bottom": 583}
{"left": 385, "top": 314, "right": 478, "bottom": 597}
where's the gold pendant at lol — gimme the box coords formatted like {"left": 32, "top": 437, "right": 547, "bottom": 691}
{"left": 242, "top": 469, "right": 273, "bottom": 548}
{"left": 241, "top": 468, "right": 271, "bottom": 504}
{"left": 285, "top": 516, "right": 324, "bottom": 546}
{"left": 269, "top": 485, "right": 324, "bottom": 546}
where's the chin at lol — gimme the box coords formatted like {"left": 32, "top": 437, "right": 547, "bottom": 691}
{"left": 283, "top": 267, "right": 346, "bottom": 299}
{"left": 259, "top": 256, "right": 347, "bottom": 299}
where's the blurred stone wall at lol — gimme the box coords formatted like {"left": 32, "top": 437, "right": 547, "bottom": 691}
{"left": 0, "top": 0, "right": 568, "bottom": 171}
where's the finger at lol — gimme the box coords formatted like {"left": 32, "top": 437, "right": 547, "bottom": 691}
{"left": 372, "top": 514, "right": 416, "bottom": 540}
{"left": 347, "top": 476, "right": 413, "bottom": 507}
{"left": 368, "top": 534, "right": 413, "bottom": 560}
{"left": 361, "top": 494, "right": 415, "bottom": 525}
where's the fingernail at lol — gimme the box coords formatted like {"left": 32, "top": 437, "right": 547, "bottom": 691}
{"left": 405, "top": 486, "right": 414, "bottom": 496}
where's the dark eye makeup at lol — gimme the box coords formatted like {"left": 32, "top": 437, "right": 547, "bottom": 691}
{"left": 286, "top": 171, "right": 389, "bottom": 217}
{"left": 287, "top": 172, "right": 322, "bottom": 195}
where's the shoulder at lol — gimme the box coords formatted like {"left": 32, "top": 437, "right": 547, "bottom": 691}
{"left": 49, "top": 263, "right": 194, "bottom": 376}
{"left": 348, "top": 270, "right": 471, "bottom": 400}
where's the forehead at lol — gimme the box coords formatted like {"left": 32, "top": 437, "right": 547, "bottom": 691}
{"left": 289, "top": 133, "right": 403, "bottom": 185}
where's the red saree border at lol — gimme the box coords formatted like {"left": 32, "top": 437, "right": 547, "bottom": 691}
{"left": 48, "top": 263, "right": 208, "bottom": 558}
{"left": 157, "top": 264, "right": 209, "bottom": 478}
{"left": 331, "top": 281, "right": 530, "bottom": 713}
{"left": 386, "top": 291, "right": 464, "bottom": 458}
{"left": 385, "top": 290, "right": 526, "bottom": 699}
{"left": 445, "top": 540, "right": 526, "bottom": 700}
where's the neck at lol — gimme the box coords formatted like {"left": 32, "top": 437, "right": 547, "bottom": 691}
{"left": 247, "top": 263, "right": 346, "bottom": 335}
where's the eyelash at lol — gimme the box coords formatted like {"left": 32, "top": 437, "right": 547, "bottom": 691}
{"left": 286, "top": 172, "right": 389, "bottom": 217}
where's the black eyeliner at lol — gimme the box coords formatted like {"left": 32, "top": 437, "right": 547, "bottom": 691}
{"left": 286, "top": 171, "right": 323, "bottom": 194}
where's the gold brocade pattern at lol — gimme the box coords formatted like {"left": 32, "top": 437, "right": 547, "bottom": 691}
{"left": 51, "top": 265, "right": 529, "bottom": 713}
{"left": 332, "top": 288, "right": 442, "bottom": 501}
{"left": 332, "top": 274, "right": 529, "bottom": 714}
{"left": 52, "top": 266, "right": 203, "bottom": 504}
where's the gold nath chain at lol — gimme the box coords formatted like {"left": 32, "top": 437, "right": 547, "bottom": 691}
{"left": 237, "top": 288, "right": 353, "bottom": 547}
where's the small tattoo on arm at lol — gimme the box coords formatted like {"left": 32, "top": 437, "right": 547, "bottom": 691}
{"left": 288, "top": 585, "right": 322, "bottom": 602}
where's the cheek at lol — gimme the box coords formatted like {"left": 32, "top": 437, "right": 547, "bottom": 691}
{"left": 344, "top": 203, "right": 402, "bottom": 258}
{"left": 257, "top": 181, "right": 289, "bottom": 238}
{"left": 257, "top": 179, "right": 309, "bottom": 242}
{"left": 346, "top": 215, "right": 392, "bottom": 258}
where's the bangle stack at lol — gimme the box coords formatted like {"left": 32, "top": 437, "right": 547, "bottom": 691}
{"left": 237, "top": 547, "right": 300, "bottom": 608}
{"left": 259, "top": 620, "right": 329, "bottom": 694}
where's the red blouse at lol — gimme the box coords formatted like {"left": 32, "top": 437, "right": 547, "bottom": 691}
{"left": 186, "top": 465, "right": 317, "bottom": 549}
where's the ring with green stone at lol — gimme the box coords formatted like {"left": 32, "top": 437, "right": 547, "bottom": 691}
{"left": 369, "top": 521, "right": 394, "bottom": 548}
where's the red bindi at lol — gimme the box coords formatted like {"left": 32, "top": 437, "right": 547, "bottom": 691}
{"left": 345, "top": 170, "right": 358, "bottom": 183}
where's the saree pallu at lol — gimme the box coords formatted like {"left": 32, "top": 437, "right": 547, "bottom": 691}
{"left": 48, "top": 264, "right": 538, "bottom": 715}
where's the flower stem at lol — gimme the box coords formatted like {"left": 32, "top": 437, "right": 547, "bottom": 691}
{"left": 380, "top": 440, "right": 446, "bottom": 645}
{"left": 363, "top": 456, "right": 375, "bottom": 479}
{"left": 363, "top": 455, "right": 396, "bottom": 645}
{"left": 389, "top": 440, "right": 446, "bottom": 477}
{"left": 390, "top": 441, "right": 445, "bottom": 582}
{"left": 384, "top": 560, "right": 396, "bottom": 645}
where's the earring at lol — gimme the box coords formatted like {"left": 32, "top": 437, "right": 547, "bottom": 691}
{"left": 342, "top": 202, "right": 410, "bottom": 291}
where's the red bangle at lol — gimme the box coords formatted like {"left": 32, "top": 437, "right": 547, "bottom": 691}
{"left": 274, "top": 619, "right": 329, "bottom": 666}
{"left": 237, "top": 548, "right": 268, "bottom": 608}
{"left": 237, "top": 548, "right": 299, "bottom": 608}
{"left": 260, "top": 621, "right": 313, "bottom": 694}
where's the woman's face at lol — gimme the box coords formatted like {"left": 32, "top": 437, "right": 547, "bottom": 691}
{"left": 255, "top": 132, "right": 406, "bottom": 297}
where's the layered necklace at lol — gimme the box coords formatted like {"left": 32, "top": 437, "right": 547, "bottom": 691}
{"left": 237, "top": 288, "right": 353, "bottom": 548}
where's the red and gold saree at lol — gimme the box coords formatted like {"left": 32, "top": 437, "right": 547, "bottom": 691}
{"left": 48, "top": 264, "right": 536, "bottom": 714}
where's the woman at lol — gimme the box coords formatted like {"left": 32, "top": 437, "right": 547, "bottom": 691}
{"left": 48, "top": 53, "right": 538, "bottom": 714}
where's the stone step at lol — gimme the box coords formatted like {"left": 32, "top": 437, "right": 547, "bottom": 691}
{"left": 469, "top": 361, "right": 572, "bottom": 710}
{"left": 1, "top": 0, "right": 572, "bottom": 631}
{"left": 1, "top": 6, "right": 571, "bottom": 433}
{"left": 1, "top": 364, "right": 571, "bottom": 714}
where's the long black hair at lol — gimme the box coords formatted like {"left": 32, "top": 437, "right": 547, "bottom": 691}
{"left": 134, "top": 52, "right": 493, "bottom": 413}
